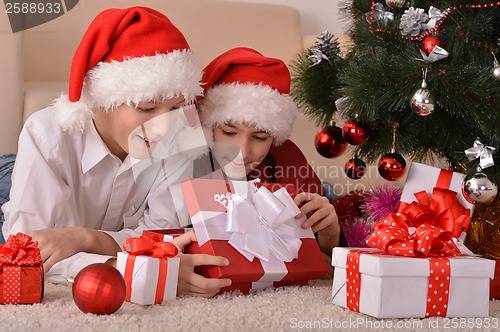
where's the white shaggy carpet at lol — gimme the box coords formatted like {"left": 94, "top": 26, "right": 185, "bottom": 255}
{"left": 2, "top": 280, "right": 500, "bottom": 332}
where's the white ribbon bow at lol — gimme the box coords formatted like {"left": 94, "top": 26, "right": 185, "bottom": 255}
{"left": 465, "top": 137, "right": 497, "bottom": 169}
{"left": 426, "top": 6, "right": 446, "bottom": 30}
{"left": 419, "top": 46, "right": 449, "bottom": 63}
{"left": 226, "top": 186, "right": 303, "bottom": 263}
{"left": 365, "top": 3, "right": 394, "bottom": 24}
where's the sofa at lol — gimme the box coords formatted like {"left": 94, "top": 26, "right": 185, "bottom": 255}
{"left": 0, "top": 0, "right": 395, "bottom": 193}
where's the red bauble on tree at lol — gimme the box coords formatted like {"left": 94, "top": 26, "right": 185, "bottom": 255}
{"left": 342, "top": 120, "right": 369, "bottom": 145}
{"left": 72, "top": 263, "right": 126, "bottom": 315}
{"left": 377, "top": 152, "right": 407, "bottom": 181}
{"left": 344, "top": 156, "right": 366, "bottom": 180}
{"left": 421, "top": 36, "right": 442, "bottom": 55}
{"left": 314, "top": 124, "right": 347, "bottom": 158}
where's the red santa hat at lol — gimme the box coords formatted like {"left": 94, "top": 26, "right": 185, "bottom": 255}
{"left": 198, "top": 47, "right": 298, "bottom": 146}
{"left": 52, "top": 6, "right": 203, "bottom": 132}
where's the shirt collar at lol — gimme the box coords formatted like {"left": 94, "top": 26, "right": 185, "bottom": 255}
{"left": 81, "top": 121, "right": 114, "bottom": 174}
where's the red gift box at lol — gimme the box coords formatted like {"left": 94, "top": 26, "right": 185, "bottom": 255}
{"left": 180, "top": 178, "right": 328, "bottom": 294}
{"left": 490, "top": 259, "right": 500, "bottom": 300}
{"left": 0, "top": 233, "right": 44, "bottom": 304}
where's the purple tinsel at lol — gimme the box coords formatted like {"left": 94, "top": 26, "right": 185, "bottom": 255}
{"left": 340, "top": 219, "right": 374, "bottom": 248}
{"left": 361, "top": 185, "right": 402, "bottom": 223}
{"left": 336, "top": 185, "right": 402, "bottom": 247}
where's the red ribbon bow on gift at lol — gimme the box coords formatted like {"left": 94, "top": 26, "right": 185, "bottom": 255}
{"left": 396, "top": 188, "right": 471, "bottom": 239}
{"left": 123, "top": 236, "right": 178, "bottom": 258}
{"left": 0, "top": 232, "right": 42, "bottom": 266}
{"left": 367, "top": 212, "right": 462, "bottom": 257}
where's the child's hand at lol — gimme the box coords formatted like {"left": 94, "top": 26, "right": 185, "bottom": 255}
{"left": 172, "top": 230, "right": 232, "bottom": 298}
{"left": 29, "top": 228, "right": 84, "bottom": 272}
{"left": 293, "top": 192, "right": 339, "bottom": 233}
{"left": 29, "top": 227, "right": 120, "bottom": 272}
{"left": 293, "top": 192, "right": 340, "bottom": 254}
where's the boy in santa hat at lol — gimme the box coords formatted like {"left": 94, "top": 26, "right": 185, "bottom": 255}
{"left": 175, "top": 47, "right": 342, "bottom": 270}
{"left": 1, "top": 6, "right": 231, "bottom": 296}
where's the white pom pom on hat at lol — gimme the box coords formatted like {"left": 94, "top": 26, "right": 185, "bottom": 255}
{"left": 52, "top": 6, "right": 203, "bottom": 132}
{"left": 198, "top": 47, "right": 298, "bottom": 146}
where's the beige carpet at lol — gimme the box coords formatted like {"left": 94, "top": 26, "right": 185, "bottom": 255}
{"left": 2, "top": 280, "right": 500, "bottom": 332}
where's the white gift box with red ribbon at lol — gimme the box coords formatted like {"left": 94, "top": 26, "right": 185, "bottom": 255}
{"left": 399, "top": 162, "right": 474, "bottom": 242}
{"left": 116, "top": 237, "right": 180, "bottom": 306}
{"left": 400, "top": 162, "right": 474, "bottom": 210}
{"left": 331, "top": 247, "right": 495, "bottom": 318}
{"left": 117, "top": 252, "right": 179, "bottom": 305}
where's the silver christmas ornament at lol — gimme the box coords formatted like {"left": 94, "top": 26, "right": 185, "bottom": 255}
{"left": 410, "top": 87, "right": 435, "bottom": 116}
{"left": 493, "top": 65, "right": 500, "bottom": 79}
{"left": 493, "top": 52, "right": 500, "bottom": 80}
{"left": 462, "top": 171, "right": 498, "bottom": 204}
{"left": 410, "top": 70, "right": 435, "bottom": 116}
{"left": 386, "top": 0, "right": 406, "bottom": 10}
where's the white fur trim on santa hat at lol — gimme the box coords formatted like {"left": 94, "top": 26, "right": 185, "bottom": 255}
{"left": 54, "top": 50, "right": 203, "bottom": 132}
{"left": 51, "top": 94, "right": 93, "bottom": 133}
{"left": 199, "top": 83, "right": 298, "bottom": 146}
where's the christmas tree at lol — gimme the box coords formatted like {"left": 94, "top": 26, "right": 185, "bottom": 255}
{"left": 290, "top": 0, "right": 500, "bottom": 257}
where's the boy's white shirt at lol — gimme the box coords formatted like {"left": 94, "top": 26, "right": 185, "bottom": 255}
{"left": 1, "top": 107, "right": 183, "bottom": 284}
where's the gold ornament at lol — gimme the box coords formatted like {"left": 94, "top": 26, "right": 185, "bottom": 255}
{"left": 464, "top": 194, "right": 500, "bottom": 259}
{"left": 453, "top": 161, "right": 468, "bottom": 174}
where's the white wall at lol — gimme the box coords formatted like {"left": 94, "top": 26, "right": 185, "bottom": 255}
{"left": 224, "top": 0, "right": 348, "bottom": 35}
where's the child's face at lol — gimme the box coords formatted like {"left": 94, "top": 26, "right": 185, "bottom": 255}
{"left": 212, "top": 121, "right": 273, "bottom": 179}
{"left": 94, "top": 96, "right": 186, "bottom": 160}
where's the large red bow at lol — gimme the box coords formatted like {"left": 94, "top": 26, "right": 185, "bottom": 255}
{"left": 0, "top": 232, "right": 42, "bottom": 266}
{"left": 397, "top": 187, "right": 471, "bottom": 238}
{"left": 123, "top": 236, "right": 178, "bottom": 258}
{"left": 367, "top": 212, "right": 461, "bottom": 257}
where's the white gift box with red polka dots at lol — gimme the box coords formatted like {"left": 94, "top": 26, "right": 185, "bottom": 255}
{"left": 331, "top": 247, "right": 495, "bottom": 318}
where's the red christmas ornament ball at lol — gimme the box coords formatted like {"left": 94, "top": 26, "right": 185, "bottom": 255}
{"left": 344, "top": 157, "right": 366, "bottom": 180}
{"left": 377, "top": 152, "right": 407, "bottom": 181}
{"left": 314, "top": 125, "right": 348, "bottom": 158}
{"left": 421, "top": 36, "right": 442, "bottom": 55}
{"left": 72, "top": 263, "right": 126, "bottom": 315}
{"left": 342, "top": 121, "right": 369, "bottom": 145}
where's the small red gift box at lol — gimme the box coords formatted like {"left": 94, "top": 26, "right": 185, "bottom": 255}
{"left": 490, "top": 259, "right": 500, "bottom": 300}
{"left": 179, "top": 178, "right": 328, "bottom": 294}
{"left": 0, "top": 233, "right": 44, "bottom": 304}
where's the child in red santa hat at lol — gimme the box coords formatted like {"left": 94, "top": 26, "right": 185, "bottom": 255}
{"left": 174, "top": 47, "right": 342, "bottom": 277}
{"left": 1, "top": 6, "right": 231, "bottom": 296}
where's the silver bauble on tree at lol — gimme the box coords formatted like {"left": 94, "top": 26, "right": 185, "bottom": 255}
{"left": 493, "top": 52, "right": 500, "bottom": 80}
{"left": 462, "top": 138, "right": 498, "bottom": 204}
{"left": 462, "top": 170, "right": 498, "bottom": 204}
{"left": 385, "top": 0, "right": 406, "bottom": 10}
{"left": 410, "top": 86, "right": 435, "bottom": 116}
{"left": 410, "top": 70, "right": 435, "bottom": 116}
